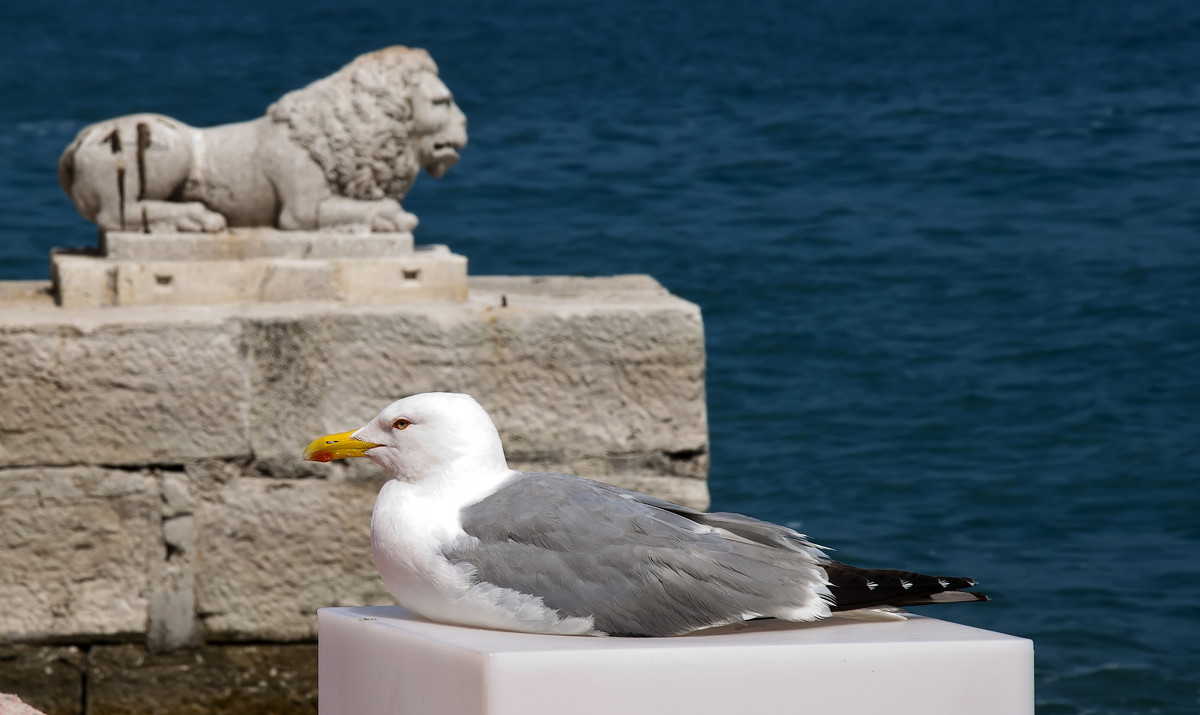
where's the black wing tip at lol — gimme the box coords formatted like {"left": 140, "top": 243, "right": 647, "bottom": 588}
{"left": 824, "top": 561, "right": 990, "bottom": 611}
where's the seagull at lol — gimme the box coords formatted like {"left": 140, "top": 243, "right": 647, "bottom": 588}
{"left": 303, "top": 392, "right": 986, "bottom": 637}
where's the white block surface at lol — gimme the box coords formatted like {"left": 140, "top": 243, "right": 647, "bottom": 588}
{"left": 319, "top": 606, "right": 1033, "bottom": 715}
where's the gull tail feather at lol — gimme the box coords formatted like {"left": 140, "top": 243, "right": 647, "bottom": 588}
{"left": 823, "top": 560, "right": 989, "bottom": 612}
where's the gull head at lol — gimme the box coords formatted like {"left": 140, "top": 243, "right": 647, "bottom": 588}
{"left": 303, "top": 392, "right": 509, "bottom": 484}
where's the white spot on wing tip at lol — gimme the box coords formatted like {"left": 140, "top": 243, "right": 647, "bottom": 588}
{"left": 938, "top": 578, "right": 949, "bottom": 588}
{"left": 866, "top": 581, "right": 877, "bottom": 590}
{"left": 900, "top": 579, "right": 913, "bottom": 589}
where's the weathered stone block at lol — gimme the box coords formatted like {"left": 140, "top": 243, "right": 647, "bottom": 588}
{"left": 0, "top": 646, "right": 82, "bottom": 715}
{"left": 235, "top": 275, "right": 708, "bottom": 506}
{"left": 318, "top": 275, "right": 709, "bottom": 499}
{"left": 0, "top": 469, "right": 160, "bottom": 641}
{"left": 113, "top": 258, "right": 341, "bottom": 306}
{"left": 50, "top": 252, "right": 113, "bottom": 309}
{"left": 0, "top": 271, "right": 709, "bottom": 657}
{"left": 102, "top": 230, "right": 414, "bottom": 261}
{"left": 87, "top": 644, "right": 316, "bottom": 715}
{"left": 241, "top": 314, "right": 336, "bottom": 479}
{"left": 195, "top": 475, "right": 391, "bottom": 641}
{"left": 0, "top": 281, "right": 51, "bottom": 305}
{"left": 49, "top": 247, "right": 467, "bottom": 308}
{"left": 1, "top": 275, "right": 705, "bottom": 503}
{"left": 161, "top": 472, "right": 192, "bottom": 518}
{"left": 0, "top": 314, "right": 248, "bottom": 468}
{"left": 148, "top": 512, "right": 199, "bottom": 652}
{"left": 334, "top": 247, "right": 468, "bottom": 304}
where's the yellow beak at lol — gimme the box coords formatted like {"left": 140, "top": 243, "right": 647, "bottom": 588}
{"left": 303, "top": 430, "right": 381, "bottom": 463}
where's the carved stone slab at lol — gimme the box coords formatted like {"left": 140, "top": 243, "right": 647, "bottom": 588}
{"left": 101, "top": 229, "right": 414, "bottom": 261}
{"left": 51, "top": 230, "right": 466, "bottom": 308}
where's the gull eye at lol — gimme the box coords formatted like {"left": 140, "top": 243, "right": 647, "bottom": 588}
{"left": 392, "top": 418, "right": 411, "bottom": 430}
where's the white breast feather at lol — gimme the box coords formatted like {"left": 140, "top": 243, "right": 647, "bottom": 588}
{"left": 370, "top": 478, "right": 601, "bottom": 635}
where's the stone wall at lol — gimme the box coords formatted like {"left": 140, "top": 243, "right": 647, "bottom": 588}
{"left": 0, "top": 275, "right": 708, "bottom": 714}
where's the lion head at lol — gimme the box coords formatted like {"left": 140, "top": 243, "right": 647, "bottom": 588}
{"left": 268, "top": 46, "right": 468, "bottom": 202}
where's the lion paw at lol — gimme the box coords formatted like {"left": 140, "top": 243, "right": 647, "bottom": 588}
{"left": 173, "top": 206, "right": 228, "bottom": 232}
{"left": 126, "top": 201, "right": 228, "bottom": 233}
{"left": 371, "top": 206, "right": 418, "bottom": 233}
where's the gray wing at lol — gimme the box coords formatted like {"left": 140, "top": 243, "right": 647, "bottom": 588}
{"left": 442, "top": 472, "right": 831, "bottom": 637}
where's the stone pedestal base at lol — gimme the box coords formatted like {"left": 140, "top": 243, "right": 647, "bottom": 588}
{"left": 318, "top": 607, "right": 1033, "bottom": 715}
{"left": 1, "top": 273, "right": 709, "bottom": 713}
{"left": 51, "top": 230, "right": 467, "bottom": 308}
{"left": 0, "top": 273, "right": 709, "bottom": 638}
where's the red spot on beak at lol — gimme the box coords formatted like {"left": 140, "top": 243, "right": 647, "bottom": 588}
{"left": 311, "top": 451, "right": 333, "bottom": 463}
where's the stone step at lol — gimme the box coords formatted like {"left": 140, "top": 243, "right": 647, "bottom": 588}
{"left": 51, "top": 245, "right": 466, "bottom": 308}
{"left": 101, "top": 229, "right": 414, "bottom": 261}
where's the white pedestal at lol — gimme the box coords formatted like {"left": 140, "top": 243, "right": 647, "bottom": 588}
{"left": 318, "top": 606, "right": 1033, "bottom": 715}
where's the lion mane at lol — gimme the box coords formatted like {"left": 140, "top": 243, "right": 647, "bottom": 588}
{"left": 269, "top": 47, "right": 436, "bottom": 202}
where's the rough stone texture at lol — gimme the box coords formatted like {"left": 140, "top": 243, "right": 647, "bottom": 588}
{"left": 0, "top": 281, "right": 52, "bottom": 305}
{"left": 230, "top": 275, "right": 709, "bottom": 499}
{"left": 58, "top": 47, "right": 465, "bottom": 236}
{"left": 0, "top": 272, "right": 707, "bottom": 694}
{"left": 194, "top": 475, "right": 391, "bottom": 641}
{"left": 87, "top": 644, "right": 316, "bottom": 715}
{"left": 239, "top": 313, "right": 335, "bottom": 480}
{"left": 335, "top": 247, "right": 469, "bottom": 304}
{"left": 0, "top": 469, "right": 161, "bottom": 642}
{"left": 111, "top": 258, "right": 340, "bottom": 307}
{"left": 0, "top": 314, "right": 249, "bottom": 467}
{"left": 0, "top": 647, "right": 82, "bottom": 715}
{"left": 49, "top": 250, "right": 113, "bottom": 309}
{"left": 396, "top": 275, "right": 708, "bottom": 503}
{"left": 148, "top": 505, "right": 200, "bottom": 651}
{"left": 1, "top": 274, "right": 706, "bottom": 493}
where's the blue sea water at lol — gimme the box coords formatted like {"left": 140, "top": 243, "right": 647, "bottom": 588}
{"left": 3, "top": 0, "right": 1199, "bottom": 712}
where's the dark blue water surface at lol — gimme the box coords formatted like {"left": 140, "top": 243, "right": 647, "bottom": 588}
{"left": 4, "top": 1, "right": 1199, "bottom": 712}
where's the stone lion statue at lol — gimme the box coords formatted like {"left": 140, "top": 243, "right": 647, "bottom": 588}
{"left": 58, "top": 46, "right": 467, "bottom": 234}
